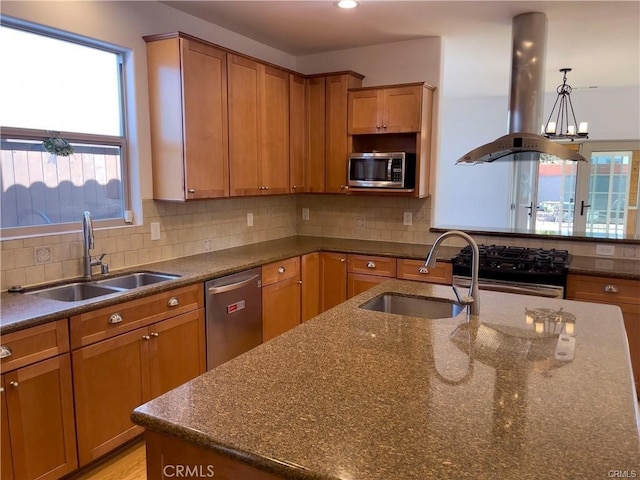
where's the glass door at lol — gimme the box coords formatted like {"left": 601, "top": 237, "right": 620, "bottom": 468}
{"left": 574, "top": 142, "right": 639, "bottom": 238}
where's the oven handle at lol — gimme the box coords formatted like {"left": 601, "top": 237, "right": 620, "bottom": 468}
{"left": 453, "top": 278, "right": 562, "bottom": 298}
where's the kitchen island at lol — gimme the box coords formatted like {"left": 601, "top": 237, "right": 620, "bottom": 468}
{"left": 132, "top": 280, "right": 640, "bottom": 480}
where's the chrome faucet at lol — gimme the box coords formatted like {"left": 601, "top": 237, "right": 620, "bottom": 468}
{"left": 421, "top": 230, "right": 480, "bottom": 316}
{"left": 82, "top": 211, "right": 107, "bottom": 280}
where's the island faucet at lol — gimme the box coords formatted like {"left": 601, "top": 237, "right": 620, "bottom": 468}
{"left": 421, "top": 230, "right": 480, "bottom": 316}
{"left": 82, "top": 211, "right": 107, "bottom": 280}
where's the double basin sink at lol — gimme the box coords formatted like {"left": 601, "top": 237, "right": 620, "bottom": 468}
{"left": 26, "top": 272, "right": 180, "bottom": 302}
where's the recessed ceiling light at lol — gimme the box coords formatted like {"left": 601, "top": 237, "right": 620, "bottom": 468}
{"left": 335, "top": 0, "right": 359, "bottom": 9}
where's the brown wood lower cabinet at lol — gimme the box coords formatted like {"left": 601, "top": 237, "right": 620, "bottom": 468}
{"left": 347, "top": 254, "right": 396, "bottom": 298}
{"left": 2, "top": 354, "right": 77, "bottom": 480}
{"left": 301, "top": 252, "right": 321, "bottom": 321}
{"left": 73, "top": 308, "right": 205, "bottom": 466}
{"left": 0, "top": 320, "right": 77, "bottom": 480}
{"left": 396, "top": 258, "right": 452, "bottom": 285}
{"left": 262, "top": 257, "right": 301, "bottom": 341}
{"left": 566, "top": 273, "right": 639, "bottom": 398}
{"left": 320, "top": 252, "right": 347, "bottom": 311}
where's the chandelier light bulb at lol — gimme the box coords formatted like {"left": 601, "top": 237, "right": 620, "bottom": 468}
{"left": 335, "top": 0, "right": 359, "bottom": 8}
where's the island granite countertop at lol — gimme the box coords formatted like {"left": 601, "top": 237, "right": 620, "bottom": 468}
{"left": 132, "top": 280, "right": 640, "bottom": 480}
{"left": 2, "top": 235, "right": 638, "bottom": 334}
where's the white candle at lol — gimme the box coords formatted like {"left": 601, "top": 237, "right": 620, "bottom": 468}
{"left": 578, "top": 122, "right": 588, "bottom": 134}
{"left": 567, "top": 125, "right": 576, "bottom": 135}
{"left": 525, "top": 310, "right": 535, "bottom": 325}
{"left": 535, "top": 322, "right": 544, "bottom": 334}
{"left": 565, "top": 322, "right": 574, "bottom": 335}
{"left": 545, "top": 122, "right": 556, "bottom": 134}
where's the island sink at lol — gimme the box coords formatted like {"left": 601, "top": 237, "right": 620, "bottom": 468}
{"left": 359, "top": 292, "right": 465, "bottom": 319}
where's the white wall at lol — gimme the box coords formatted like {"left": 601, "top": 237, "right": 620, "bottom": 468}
{"left": 433, "top": 86, "right": 640, "bottom": 229}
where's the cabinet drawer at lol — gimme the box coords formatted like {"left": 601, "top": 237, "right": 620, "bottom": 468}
{"left": 262, "top": 256, "right": 300, "bottom": 286}
{"left": 347, "top": 254, "right": 396, "bottom": 277}
{"left": 567, "top": 274, "right": 639, "bottom": 306}
{"left": 1, "top": 319, "right": 69, "bottom": 372}
{"left": 70, "top": 284, "right": 203, "bottom": 348}
{"left": 397, "top": 259, "right": 452, "bottom": 285}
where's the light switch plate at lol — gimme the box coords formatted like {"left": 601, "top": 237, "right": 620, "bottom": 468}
{"left": 302, "top": 208, "right": 309, "bottom": 221}
{"left": 403, "top": 211, "right": 413, "bottom": 226}
{"left": 247, "top": 212, "right": 253, "bottom": 227}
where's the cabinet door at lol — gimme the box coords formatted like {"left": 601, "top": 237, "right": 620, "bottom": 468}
{"left": 347, "top": 273, "right": 390, "bottom": 299}
{"left": 325, "top": 74, "right": 361, "bottom": 193}
{"left": 320, "top": 252, "right": 347, "bottom": 312}
{"left": 301, "top": 252, "right": 321, "bottom": 322}
{"left": 73, "top": 329, "right": 149, "bottom": 466}
{"left": 228, "top": 54, "right": 261, "bottom": 196}
{"left": 0, "top": 378, "right": 13, "bottom": 480}
{"left": 181, "top": 38, "right": 229, "bottom": 198}
{"left": 260, "top": 65, "right": 290, "bottom": 195}
{"left": 348, "top": 89, "right": 381, "bottom": 134}
{"left": 620, "top": 305, "right": 640, "bottom": 397}
{"left": 382, "top": 85, "right": 422, "bottom": 133}
{"left": 289, "top": 74, "right": 307, "bottom": 193}
{"left": 307, "top": 76, "right": 326, "bottom": 193}
{"left": 4, "top": 354, "right": 77, "bottom": 480}
{"left": 262, "top": 276, "right": 301, "bottom": 342}
{"left": 148, "top": 309, "right": 206, "bottom": 399}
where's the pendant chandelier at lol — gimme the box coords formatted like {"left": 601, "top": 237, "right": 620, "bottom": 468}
{"left": 543, "top": 68, "right": 589, "bottom": 141}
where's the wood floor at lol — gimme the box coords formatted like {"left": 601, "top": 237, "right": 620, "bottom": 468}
{"left": 69, "top": 440, "right": 146, "bottom": 480}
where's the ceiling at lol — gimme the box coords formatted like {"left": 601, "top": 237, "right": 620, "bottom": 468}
{"left": 162, "top": 1, "right": 640, "bottom": 96}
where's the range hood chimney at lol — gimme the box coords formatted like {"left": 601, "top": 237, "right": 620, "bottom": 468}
{"left": 456, "top": 12, "right": 587, "bottom": 164}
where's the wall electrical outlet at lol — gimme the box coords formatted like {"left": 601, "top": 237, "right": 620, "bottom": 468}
{"left": 302, "top": 208, "right": 309, "bottom": 221}
{"left": 150, "top": 222, "right": 161, "bottom": 241}
{"left": 403, "top": 211, "right": 413, "bottom": 226}
{"left": 203, "top": 239, "right": 213, "bottom": 252}
{"left": 247, "top": 212, "right": 254, "bottom": 227}
{"left": 595, "top": 244, "right": 615, "bottom": 256}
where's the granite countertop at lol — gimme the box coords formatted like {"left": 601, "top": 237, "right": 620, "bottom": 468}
{"left": 0, "top": 236, "right": 456, "bottom": 334}
{"left": 132, "top": 280, "right": 640, "bottom": 479}
{"left": 1, "top": 234, "right": 638, "bottom": 334}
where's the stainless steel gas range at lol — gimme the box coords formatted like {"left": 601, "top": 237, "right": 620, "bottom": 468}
{"left": 451, "top": 245, "right": 570, "bottom": 298}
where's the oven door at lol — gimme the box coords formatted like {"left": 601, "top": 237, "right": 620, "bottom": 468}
{"left": 453, "top": 275, "right": 564, "bottom": 299}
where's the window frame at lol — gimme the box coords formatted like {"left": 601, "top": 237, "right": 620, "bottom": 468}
{"left": 0, "top": 17, "right": 131, "bottom": 240}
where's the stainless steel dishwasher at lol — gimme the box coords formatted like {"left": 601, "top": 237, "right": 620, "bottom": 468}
{"left": 205, "top": 267, "right": 262, "bottom": 370}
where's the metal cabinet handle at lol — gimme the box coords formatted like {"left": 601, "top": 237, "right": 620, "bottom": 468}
{"left": 0, "top": 387, "right": 4, "bottom": 393}
{"left": 603, "top": 284, "right": 619, "bottom": 293}
{"left": 142, "top": 335, "right": 150, "bottom": 340}
{"left": 340, "top": 258, "right": 346, "bottom": 263}
{"left": 150, "top": 332, "right": 159, "bottom": 338}
{"left": 0, "top": 346, "right": 12, "bottom": 359}
{"left": 376, "top": 125, "right": 381, "bottom": 129}
{"left": 167, "top": 297, "right": 179, "bottom": 307}
{"left": 108, "top": 313, "right": 123, "bottom": 324}
{"left": 366, "top": 261, "right": 376, "bottom": 269}
{"left": 297, "top": 280, "right": 302, "bottom": 285}
{"left": 418, "top": 266, "right": 429, "bottom": 274}
{"left": 188, "top": 188, "right": 195, "bottom": 193}
{"left": 9, "top": 381, "right": 18, "bottom": 388}
{"left": 292, "top": 185, "right": 297, "bottom": 190}
{"left": 278, "top": 266, "right": 286, "bottom": 274}
{"left": 382, "top": 124, "right": 387, "bottom": 129}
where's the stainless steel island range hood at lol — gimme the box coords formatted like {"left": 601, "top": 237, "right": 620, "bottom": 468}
{"left": 456, "top": 12, "right": 587, "bottom": 164}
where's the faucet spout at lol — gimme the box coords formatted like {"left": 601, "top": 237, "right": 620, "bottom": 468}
{"left": 82, "top": 211, "right": 95, "bottom": 280}
{"left": 424, "top": 230, "right": 480, "bottom": 316}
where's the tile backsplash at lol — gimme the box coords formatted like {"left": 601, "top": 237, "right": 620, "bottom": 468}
{"left": 1, "top": 194, "right": 637, "bottom": 291}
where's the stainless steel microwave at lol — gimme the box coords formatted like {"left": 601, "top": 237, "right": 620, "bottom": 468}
{"left": 348, "top": 152, "right": 416, "bottom": 189}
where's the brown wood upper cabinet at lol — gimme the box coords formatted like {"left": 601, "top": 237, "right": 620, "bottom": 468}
{"left": 324, "top": 73, "right": 364, "bottom": 193}
{"left": 145, "top": 34, "right": 229, "bottom": 201}
{"left": 348, "top": 84, "right": 424, "bottom": 134}
{"left": 228, "top": 54, "right": 290, "bottom": 196}
{"left": 289, "top": 73, "right": 307, "bottom": 193}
